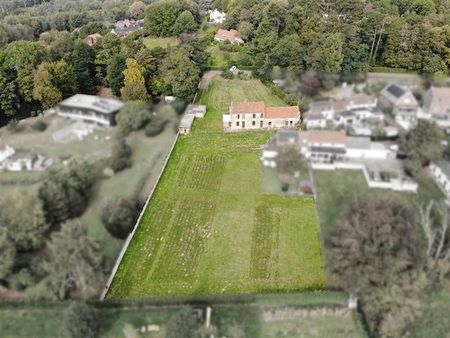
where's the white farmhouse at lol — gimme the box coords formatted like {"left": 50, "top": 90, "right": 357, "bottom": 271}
{"left": 223, "top": 101, "right": 300, "bottom": 131}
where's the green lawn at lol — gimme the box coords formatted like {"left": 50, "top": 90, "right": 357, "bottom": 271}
{"left": 0, "top": 303, "right": 177, "bottom": 338}
{"left": 410, "top": 291, "right": 450, "bottom": 338}
{"left": 0, "top": 292, "right": 366, "bottom": 338}
{"left": 143, "top": 36, "right": 178, "bottom": 49}
{"left": 107, "top": 78, "right": 326, "bottom": 298}
{"left": 207, "top": 44, "right": 242, "bottom": 69}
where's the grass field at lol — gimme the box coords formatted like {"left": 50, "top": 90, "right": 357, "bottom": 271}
{"left": 143, "top": 36, "right": 178, "bottom": 49}
{"left": 0, "top": 303, "right": 177, "bottom": 338}
{"left": 410, "top": 291, "right": 450, "bottom": 338}
{"left": 207, "top": 44, "right": 242, "bottom": 69}
{"left": 0, "top": 292, "right": 366, "bottom": 338}
{"left": 107, "top": 78, "right": 326, "bottom": 298}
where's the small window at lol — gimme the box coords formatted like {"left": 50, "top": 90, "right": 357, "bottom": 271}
{"left": 253, "top": 114, "right": 256, "bottom": 118}
{"left": 261, "top": 113, "right": 264, "bottom": 118}
{"left": 260, "top": 121, "right": 263, "bottom": 127}
{"left": 237, "top": 114, "right": 240, "bottom": 119}
{"left": 228, "top": 122, "right": 231, "bottom": 127}
{"left": 236, "top": 121, "right": 240, "bottom": 127}
{"left": 268, "top": 121, "right": 272, "bottom": 127}
{"left": 252, "top": 121, "right": 256, "bottom": 126}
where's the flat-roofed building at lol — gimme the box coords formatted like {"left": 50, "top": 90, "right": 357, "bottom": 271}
{"left": 55, "top": 94, "right": 124, "bottom": 127}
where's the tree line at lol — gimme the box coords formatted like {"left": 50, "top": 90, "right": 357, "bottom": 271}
{"left": 214, "top": 0, "right": 449, "bottom": 79}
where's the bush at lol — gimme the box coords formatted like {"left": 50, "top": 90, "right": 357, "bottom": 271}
{"left": 222, "top": 70, "right": 234, "bottom": 79}
{"left": 31, "top": 119, "right": 47, "bottom": 132}
{"left": 116, "top": 101, "right": 152, "bottom": 134}
{"left": 166, "top": 307, "right": 201, "bottom": 338}
{"left": 64, "top": 302, "right": 100, "bottom": 338}
{"left": 101, "top": 198, "right": 139, "bottom": 239}
{"left": 109, "top": 138, "right": 132, "bottom": 172}
{"left": 145, "top": 124, "right": 164, "bottom": 137}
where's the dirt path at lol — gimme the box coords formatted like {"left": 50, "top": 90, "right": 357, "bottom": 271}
{"left": 199, "top": 71, "right": 221, "bottom": 90}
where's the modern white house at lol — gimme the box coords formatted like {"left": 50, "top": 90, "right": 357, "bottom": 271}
{"left": 178, "top": 104, "right": 207, "bottom": 135}
{"left": 261, "top": 130, "right": 417, "bottom": 192}
{"left": 223, "top": 101, "right": 300, "bottom": 131}
{"left": 0, "top": 145, "right": 51, "bottom": 171}
{"left": 55, "top": 94, "right": 124, "bottom": 127}
{"left": 305, "top": 95, "right": 382, "bottom": 132}
{"left": 429, "top": 161, "right": 450, "bottom": 198}
{"left": 208, "top": 9, "right": 226, "bottom": 24}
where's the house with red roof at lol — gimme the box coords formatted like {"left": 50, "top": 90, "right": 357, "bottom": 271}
{"left": 223, "top": 101, "right": 300, "bottom": 131}
{"left": 214, "top": 29, "right": 244, "bottom": 44}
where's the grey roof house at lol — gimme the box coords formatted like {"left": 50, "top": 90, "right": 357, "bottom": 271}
{"left": 423, "top": 86, "right": 450, "bottom": 115}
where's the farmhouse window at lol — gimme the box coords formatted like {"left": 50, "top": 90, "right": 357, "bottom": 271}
{"left": 252, "top": 121, "right": 256, "bottom": 126}
{"left": 253, "top": 114, "right": 256, "bottom": 118}
{"left": 236, "top": 121, "right": 240, "bottom": 127}
{"left": 260, "top": 121, "right": 263, "bottom": 127}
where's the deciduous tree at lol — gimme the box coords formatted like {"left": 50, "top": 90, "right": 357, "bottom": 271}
{"left": 120, "top": 58, "right": 149, "bottom": 101}
{"left": 45, "top": 220, "right": 103, "bottom": 300}
{"left": 0, "top": 190, "right": 49, "bottom": 252}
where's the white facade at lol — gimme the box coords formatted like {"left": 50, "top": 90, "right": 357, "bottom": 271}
{"left": 56, "top": 94, "right": 123, "bottom": 127}
{"left": 261, "top": 130, "right": 416, "bottom": 193}
{"left": 224, "top": 102, "right": 300, "bottom": 131}
{"left": 209, "top": 9, "right": 226, "bottom": 24}
{"left": 429, "top": 162, "right": 450, "bottom": 197}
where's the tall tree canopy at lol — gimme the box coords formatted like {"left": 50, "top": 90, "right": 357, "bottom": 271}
{"left": 329, "top": 197, "right": 427, "bottom": 337}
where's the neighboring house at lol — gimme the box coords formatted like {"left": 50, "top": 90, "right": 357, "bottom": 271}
{"left": 423, "top": 86, "right": 450, "bottom": 116}
{"left": 111, "top": 19, "right": 144, "bottom": 38}
{"left": 429, "top": 161, "right": 450, "bottom": 198}
{"left": 305, "top": 113, "right": 327, "bottom": 129}
{"left": 179, "top": 104, "right": 207, "bottom": 134}
{"left": 261, "top": 129, "right": 417, "bottom": 192}
{"left": 309, "top": 100, "right": 335, "bottom": 119}
{"left": 55, "top": 94, "right": 124, "bottom": 127}
{"left": 209, "top": 9, "right": 226, "bottom": 24}
{"left": 214, "top": 29, "right": 244, "bottom": 44}
{"left": 378, "top": 83, "right": 419, "bottom": 129}
{"left": 84, "top": 33, "right": 102, "bottom": 46}
{"left": 223, "top": 101, "right": 300, "bottom": 131}
{"left": 0, "top": 145, "right": 51, "bottom": 171}
{"left": 305, "top": 95, "right": 383, "bottom": 134}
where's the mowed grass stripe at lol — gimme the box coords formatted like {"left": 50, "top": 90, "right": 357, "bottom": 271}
{"left": 107, "top": 78, "right": 326, "bottom": 297}
{"left": 250, "top": 204, "right": 281, "bottom": 280}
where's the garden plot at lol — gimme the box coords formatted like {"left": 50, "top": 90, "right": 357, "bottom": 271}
{"left": 107, "top": 78, "right": 326, "bottom": 297}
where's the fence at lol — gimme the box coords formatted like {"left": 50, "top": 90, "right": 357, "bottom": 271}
{"left": 99, "top": 132, "right": 180, "bottom": 300}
